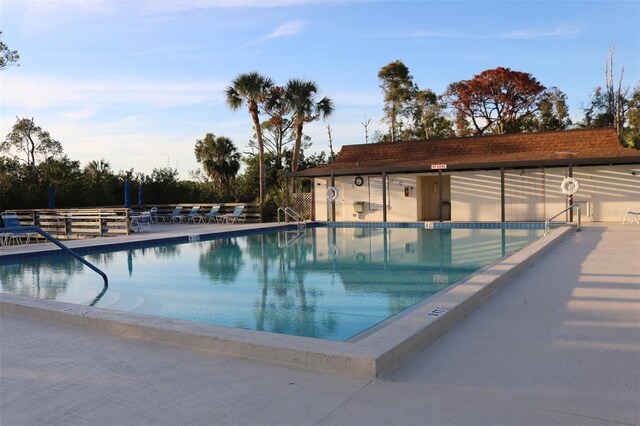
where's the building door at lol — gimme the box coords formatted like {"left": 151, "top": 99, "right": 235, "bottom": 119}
{"left": 419, "top": 175, "right": 451, "bottom": 221}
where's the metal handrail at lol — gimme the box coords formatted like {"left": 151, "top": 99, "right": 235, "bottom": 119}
{"left": 277, "top": 207, "right": 306, "bottom": 228}
{"left": 544, "top": 204, "right": 581, "bottom": 235}
{"left": 278, "top": 228, "right": 307, "bottom": 248}
{"left": 1, "top": 226, "right": 108, "bottom": 306}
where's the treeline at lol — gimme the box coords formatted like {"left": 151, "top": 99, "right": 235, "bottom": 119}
{"left": 0, "top": 156, "right": 212, "bottom": 211}
{"left": 373, "top": 54, "right": 639, "bottom": 146}
{"left": 0, "top": 126, "right": 330, "bottom": 217}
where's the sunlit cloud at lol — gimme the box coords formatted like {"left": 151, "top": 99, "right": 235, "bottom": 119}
{"left": 241, "top": 19, "right": 307, "bottom": 46}
{"left": 2, "top": 74, "right": 227, "bottom": 110}
{"left": 12, "top": 117, "right": 205, "bottom": 176}
{"left": 57, "top": 107, "right": 98, "bottom": 121}
{"left": 22, "top": 0, "right": 113, "bottom": 15}
{"left": 383, "top": 24, "right": 582, "bottom": 41}
{"left": 264, "top": 20, "right": 306, "bottom": 40}
{"left": 10, "top": 0, "right": 115, "bottom": 33}
{"left": 387, "top": 30, "right": 465, "bottom": 39}
{"left": 142, "top": 0, "right": 325, "bottom": 13}
{"left": 500, "top": 24, "right": 582, "bottom": 40}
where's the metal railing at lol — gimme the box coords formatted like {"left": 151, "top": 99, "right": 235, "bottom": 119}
{"left": 544, "top": 204, "right": 581, "bottom": 235}
{"left": 277, "top": 207, "right": 306, "bottom": 229}
{"left": 278, "top": 228, "right": 307, "bottom": 248}
{"left": 1, "top": 226, "right": 108, "bottom": 306}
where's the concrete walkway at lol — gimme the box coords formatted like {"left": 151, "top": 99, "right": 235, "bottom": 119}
{"left": 1, "top": 225, "right": 639, "bottom": 425}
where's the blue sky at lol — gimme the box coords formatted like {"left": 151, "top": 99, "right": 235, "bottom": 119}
{"left": 1, "top": 0, "right": 639, "bottom": 178}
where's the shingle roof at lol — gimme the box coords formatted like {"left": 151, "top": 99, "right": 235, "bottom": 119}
{"left": 293, "top": 128, "right": 640, "bottom": 177}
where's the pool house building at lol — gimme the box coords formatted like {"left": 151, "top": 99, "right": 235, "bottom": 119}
{"left": 292, "top": 128, "right": 640, "bottom": 223}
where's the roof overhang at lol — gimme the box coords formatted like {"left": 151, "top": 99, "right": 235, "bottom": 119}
{"left": 288, "top": 156, "right": 640, "bottom": 178}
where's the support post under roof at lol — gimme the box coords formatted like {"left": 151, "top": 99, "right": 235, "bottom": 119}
{"left": 382, "top": 172, "right": 387, "bottom": 223}
{"left": 569, "top": 164, "right": 573, "bottom": 223}
{"left": 438, "top": 170, "right": 443, "bottom": 222}
{"left": 330, "top": 171, "right": 335, "bottom": 222}
{"left": 500, "top": 167, "right": 505, "bottom": 222}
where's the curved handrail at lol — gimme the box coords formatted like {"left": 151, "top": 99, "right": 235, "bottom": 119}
{"left": 1, "top": 226, "right": 108, "bottom": 306}
{"left": 544, "top": 204, "right": 581, "bottom": 235}
{"left": 277, "top": 207, "right": 306, "bottom": 228}
{"left": 286, "top": 207, "right": 304, "bottom": 223}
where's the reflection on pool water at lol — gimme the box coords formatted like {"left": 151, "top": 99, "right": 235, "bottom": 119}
{"left": 0, "top": 227, "right": 543, "bottom": 341}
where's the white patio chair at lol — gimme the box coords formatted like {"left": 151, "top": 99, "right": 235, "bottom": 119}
{"left": 622, "top": 207, "right": 640, "bottom": 224}
{"left": 130, "top": 211, "right": 152, "bottom": 233}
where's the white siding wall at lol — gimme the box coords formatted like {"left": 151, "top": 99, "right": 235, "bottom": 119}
{"left": 450, "top": 170, "right": 502, "bottom": 221}
{"left": 313, "top": 178, "right": 329, "bottom": 221}
{"left": 569, "top": 165, "right": 639, "bottom": 221}
{"left": 325, "top": 175, "right": 418, "bottom": 222}
{"left": 544, "top": 169, "right": 569, "bottom": 220}
{"left": 504, "top": 169, "right": 546, "bottom": 221}
{"left": 312, "top": 164, "right": 640, "bottom": 222}
{"left": 542, "top": 165, "right": 640, "bottom": 222}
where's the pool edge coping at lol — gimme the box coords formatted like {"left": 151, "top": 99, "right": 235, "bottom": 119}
{"left": 0, "top": 226, "right": 572, "bottom": 378}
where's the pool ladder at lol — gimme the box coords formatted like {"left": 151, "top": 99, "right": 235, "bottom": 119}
{"left": 1, "top": 225, "right": 108, "bottom": 306}
{"left": 544, "top": 204, "right": 581, "bottom": 235}
{"left": 277, "top": 207, "right": 306, "bottom": 229}
{"left": 278, "top": 229, "right": 307, "bottom": 248}
{"left": 277, "top": 207, "right": 307, "bottom": 247}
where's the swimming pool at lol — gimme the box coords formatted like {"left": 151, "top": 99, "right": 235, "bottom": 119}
{"left": 0, "top": 225, "right": 544, "bottom": 341}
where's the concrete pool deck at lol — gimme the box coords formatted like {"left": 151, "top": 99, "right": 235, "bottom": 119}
{"left": 1, "top": 222, "right": 571, "bottom": 377}
{"left": 1, "top": 223, "right": 639, "bottom": 425}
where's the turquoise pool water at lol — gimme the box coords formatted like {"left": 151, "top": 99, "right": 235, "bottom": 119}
{"left": 0, "top": 227, "right": 543, "bottom": 341}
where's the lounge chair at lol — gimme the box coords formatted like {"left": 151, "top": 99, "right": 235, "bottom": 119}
{"left": 158, "top": 206, "right": 182, "bottom": 223}
{"left": 622, "top": 207, "right": 640, "bottom": 224}
{"left": 0, "top": 212, "right": 43, "bottom": 244}
{"left": 0, "top": 232, "right": 14, "bottom": 249}
{"left": 198, "top": 205, "right": 222, "bottom": 223}
{"left": 149, "top": 207, "right": 158, "bottom": 223}
{"left": 130, "top": 211, "right": 151, "bottom": 233}
{"left": 221, "top": 205, "right": 245, "bottom": 223}
{"left": 178, "top": 206, "right": 201, "bottom": 223}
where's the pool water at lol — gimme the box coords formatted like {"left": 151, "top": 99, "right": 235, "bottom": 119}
{"left": 0, "top": 227, "right": 543, "bottom": 341}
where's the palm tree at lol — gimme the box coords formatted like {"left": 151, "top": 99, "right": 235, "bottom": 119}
{"left": 194, "top": 133, "right": 240, "bottom": 200}
{"left": 285, "top": 79, "right": 334, "bottom": 174}
{"left": 84, "top": 159, "right": 111, "bottom": 181}
{"left": 225, "top": 72, "right": 274, "bottom": 207}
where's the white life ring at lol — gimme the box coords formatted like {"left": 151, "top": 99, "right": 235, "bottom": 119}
{"left": 328, "top": 244, "right": 339, "bottom": 259}
{"left": 561, "top": 177, "right": 580, "bottom": 196}
{"left": 327, "top": 186, "right": 339, "bottom": 202}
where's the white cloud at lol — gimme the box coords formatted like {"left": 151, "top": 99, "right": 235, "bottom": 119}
{"left": 264, "top": 20, "right": 306, "bottom": 40}
{"left": 383, "top": 24, "right": 582, "bottom": 41}
{"left": 57, "top": 107, "right": 98, "bottom": 121}
{"left": 18, "top": 118, "right": 202, "bottom": 177}
{"left": 5, "top": 0, "right": 116, "bottom": 34}
{"left": 142, "top": 0, "right": 325, "bottom": 13}
{"left": 243, "top": 20, "right": 307, "bottom": 46}
{"left": 387, "top": 30, "right": 464, "bottom": 39}
{"left": 499, "top": 24, "right": 582, "bottom": 40}
{"left": 2, "top": 74, "right": 226, "bottom": 110}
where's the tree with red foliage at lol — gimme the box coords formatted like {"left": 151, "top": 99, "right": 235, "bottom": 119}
{"left": 444, "top": 67, "right": 546, "bottom": 135}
